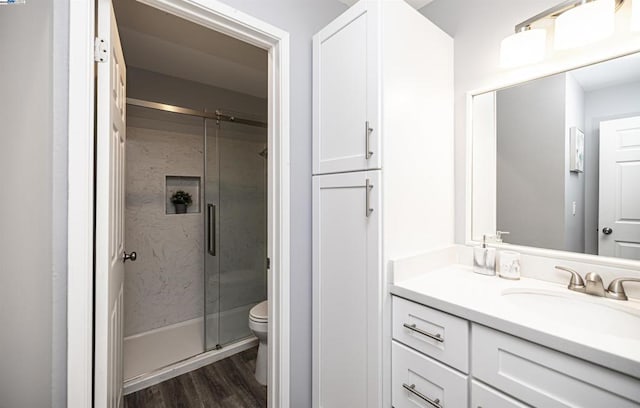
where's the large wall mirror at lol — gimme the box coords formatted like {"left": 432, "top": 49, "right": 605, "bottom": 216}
{"left": 471, "top": 51, "right": 640, "bottom": 262}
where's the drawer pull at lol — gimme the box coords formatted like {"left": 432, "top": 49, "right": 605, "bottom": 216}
{"left": 402, "top": 383, "right": 442, "bottom": 408}
{"left": 403, "top": 323, "right": 444, "bottom": 343}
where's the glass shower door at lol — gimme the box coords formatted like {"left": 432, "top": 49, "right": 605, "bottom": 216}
{"left": 204, "top": 118, "right": 220, "bottom": 351}
{"left": 217, "top": 120, "right": 267, "bottom": 346}
{"left": 205, "top": 118, "right": 267, "bottom": 350}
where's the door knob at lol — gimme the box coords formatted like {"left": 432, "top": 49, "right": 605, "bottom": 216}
{"left": 123, "top": 251, "right": 137, "bottom": 263}
{"left": 602, "top": 227, "right": 613, "bottom": 235}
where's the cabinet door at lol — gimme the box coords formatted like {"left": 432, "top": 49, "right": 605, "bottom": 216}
{"left": 312, "top": 171, "right": 381, "bottom": 408}
{"left": 313, "top": 1, "right": 380, "bottom": 175}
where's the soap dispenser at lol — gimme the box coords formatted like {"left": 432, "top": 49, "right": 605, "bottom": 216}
{"left": 473, "top": 235, "right": 496, "bottom": 276}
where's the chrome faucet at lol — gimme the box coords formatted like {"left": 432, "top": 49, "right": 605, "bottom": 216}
{"left": 555, "top": 266, "right": 640, "bottom": 301}
{"left": 554, "top": 266, "right": 585, "bottom": 293}
{"left": 585, "top": 272, "right": 606, "bottom": 297}
{"left": 606, "top": 278, "right": 640, "bottom": 301}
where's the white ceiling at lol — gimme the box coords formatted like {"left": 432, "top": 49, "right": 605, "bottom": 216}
{"left": 337, "top": 0, "right": 434, "bottom": 9}
{"left": 570, "top": 52, "right": 640, "bottom": 92}
{"left": 113, "top": 0, "right": 268, "bottom": 98}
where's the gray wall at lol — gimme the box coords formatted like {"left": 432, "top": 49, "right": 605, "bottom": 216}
{"left": 0, "top": 1, "right": 68, "bottom": 407}
{"left": 214, "top": 1, "right": 347, "bottom": 405}
{"left": 583, "top": 80, "right": 640, "bottom": 254}
{"left": 128, "top": 67, "right": 267, "bottom": 119}
{"left": 420, "top": 0, "right": 559, "bottom": 244}
{"left": 496, "top": 74, "right": 567, "bottom": 250}
{"left": 564, "top": 73, "right": 586, "bottom": 253}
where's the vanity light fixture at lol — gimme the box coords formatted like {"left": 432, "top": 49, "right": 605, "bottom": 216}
{"left": 501, "top": 0, "right": 624, "bottom": 67}
{"left": 555, "top": 0, "right": 616, "bottom": 50}
{"left": 500, "top": 27, "right": 547, "bottom": 68}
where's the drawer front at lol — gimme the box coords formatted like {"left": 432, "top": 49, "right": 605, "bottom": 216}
{"left": 471, "top": 380, "right": 529, "bottom": 408}
{"left": 392, "top": 341, "right": 467, "bottom": 408}
{"left": 392, "top": 296, "right": 469, "bottom": 373}
{"left": 472, "top": 324, "right": 640, "bottom": 407}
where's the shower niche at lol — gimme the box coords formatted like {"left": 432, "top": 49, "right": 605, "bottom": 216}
{"left": 165, "top": 175, "right": 201, "bottom": 215}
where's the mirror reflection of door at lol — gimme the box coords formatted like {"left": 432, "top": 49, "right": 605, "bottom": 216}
{"left": 598, "top": 116, "right": 640, "bottom": 260}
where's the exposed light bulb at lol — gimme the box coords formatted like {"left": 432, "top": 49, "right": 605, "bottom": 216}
{"left": 500, "top": 28, "right": 547, "bottom": 68}
{"left": 554, "top": 0, "right": 615, "bottom": 50}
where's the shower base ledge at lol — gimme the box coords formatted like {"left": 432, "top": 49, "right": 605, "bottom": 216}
{"left": 124, "top": 335, "right": 258, "bottom": 395}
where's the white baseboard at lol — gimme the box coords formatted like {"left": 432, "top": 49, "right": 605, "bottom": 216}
{"left": 124, "top": 336, "right": 258, "bottom": 395}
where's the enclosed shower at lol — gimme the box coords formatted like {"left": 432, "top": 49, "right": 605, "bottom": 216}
{"left": 122, "top": 98, "right": 267, "bottom": 385}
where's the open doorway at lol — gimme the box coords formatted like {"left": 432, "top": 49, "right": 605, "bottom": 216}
{"left": 111, "top": 0, "right": 269, "bottom": 395}
{"left": 66, "top": 1, "right": 290, "bottom": 407}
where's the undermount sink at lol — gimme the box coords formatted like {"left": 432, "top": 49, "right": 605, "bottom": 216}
{"left": 501, "top": 288, "right": 640, "bottom": 340}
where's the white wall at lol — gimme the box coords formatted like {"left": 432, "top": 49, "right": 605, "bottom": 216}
{"left": 212, "top": 1, "right": 348, "bottom": 405}
{"left": 0, "top": 1, "right": 68, "bottom": 407}
{"left": 583, "top": 80, "right": 640, "bottom": 254}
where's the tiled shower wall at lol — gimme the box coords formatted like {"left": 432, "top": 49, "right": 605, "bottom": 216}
{"left": 124, "top": 114, "right": 205, "bottom": 336}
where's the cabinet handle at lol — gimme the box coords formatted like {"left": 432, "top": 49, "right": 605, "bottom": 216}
{"left": 403, "top": 323, "right": 444, "bottom": 343}
{"left": 365, "top": 121, "right": 374, "bottom": 159}
{"left": 365, "top": 178, "right": 374, "bottom": 217}
{"left": 402, "top": 383, "right": 442, "bottom": 408}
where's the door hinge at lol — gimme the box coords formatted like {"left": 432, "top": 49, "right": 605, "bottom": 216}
{"left": 267, "top": 257, "right": 271, "bottom": 270}
{"left": 94, "top": 37, "right": 107, "bottom": 63}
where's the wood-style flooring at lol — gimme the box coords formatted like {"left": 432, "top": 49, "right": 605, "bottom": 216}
{"left": 124, "top": 347, "right": 267, "bottom": 408}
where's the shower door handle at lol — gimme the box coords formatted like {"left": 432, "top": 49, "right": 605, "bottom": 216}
{"left": 208, "top": 204, "right": 216, "bottom": 256}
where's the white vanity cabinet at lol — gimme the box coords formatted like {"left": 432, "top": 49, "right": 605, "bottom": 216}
{"left": 312, "top": 1, "right": 454, "bottom": 407}
{"left": 391, "top": 295, "right": 640, "bottom": 408}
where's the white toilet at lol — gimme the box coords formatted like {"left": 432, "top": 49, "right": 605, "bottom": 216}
{"left": 249, "top": 300, "right": 268, "bottom": 385}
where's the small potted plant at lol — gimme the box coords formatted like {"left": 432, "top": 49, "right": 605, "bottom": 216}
{"left": 171, "top": 190, "right": 192, "bottom": 214}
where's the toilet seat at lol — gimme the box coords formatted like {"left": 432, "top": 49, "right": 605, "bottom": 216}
{"left": 249, "top": 300, "right": 268, "bottom": 323}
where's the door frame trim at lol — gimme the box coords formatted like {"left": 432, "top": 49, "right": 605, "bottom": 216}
{"left": 67, "top": 1, "right": 291, "bottom": 406}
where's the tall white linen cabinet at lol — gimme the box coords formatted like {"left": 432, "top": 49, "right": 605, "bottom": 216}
{"left": 312, "top": 1, "right": 454, "bottom": 407}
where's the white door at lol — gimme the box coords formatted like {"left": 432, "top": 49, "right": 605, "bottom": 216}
{"left": 313, "top": 1, "right": 380, "bottom": 175}
{"left": 599, "top": 116, "right": 640, "bottom": 260}
{"left": 95, "top": 1, "right": 127, "bottom": 407}
{"left": 312, "top": 170, "right": 381, "bottom": 408}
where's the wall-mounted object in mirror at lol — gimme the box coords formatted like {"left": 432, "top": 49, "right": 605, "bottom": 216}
{"left": 569, "top": 127, "right": 585, "bottom": 172}
{"left": 471, "top": 51, "right": 640, "bottom": 262}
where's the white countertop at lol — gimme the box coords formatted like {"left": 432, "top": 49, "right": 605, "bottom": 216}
{"left": 390, "top": 265, "right": 640, "bottom": 379}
